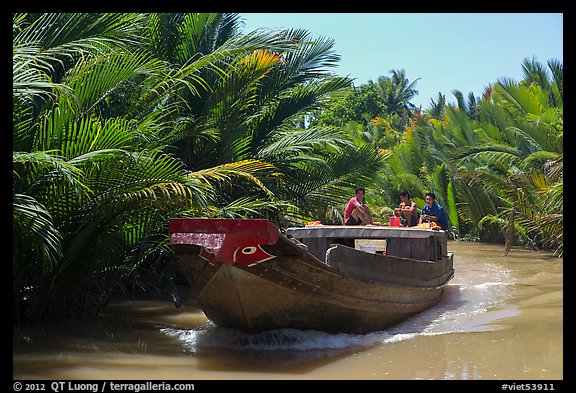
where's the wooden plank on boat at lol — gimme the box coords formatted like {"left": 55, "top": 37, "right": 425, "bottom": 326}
{"left": 386, "top": 237, "right": 446, "bottom": 261}
{"left": 325, "top": 244, "right": 453, "bottom": 287}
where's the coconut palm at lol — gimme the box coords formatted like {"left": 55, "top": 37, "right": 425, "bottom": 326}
{"left": 373, "top": 69, "right": 420, "bottom": 123}
{"left": 450, "top": 60, "right": 563, "bottom": 254}
{"left": 427, "top": 93, "right": 446, "bottom": 119}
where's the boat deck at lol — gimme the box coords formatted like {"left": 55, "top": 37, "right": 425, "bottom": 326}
{"left": 286, "top": 225, "right": 448, "bottom": 262}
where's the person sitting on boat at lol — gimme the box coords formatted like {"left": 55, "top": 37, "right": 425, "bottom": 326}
{"left": 419, "top": 192, "right": 448, "bottom": 230}
{"left": 394, "top": 189, "right": 419, "bottom": 227}
{"left": 344, "top": 187, "right": 380, "bottom": 225}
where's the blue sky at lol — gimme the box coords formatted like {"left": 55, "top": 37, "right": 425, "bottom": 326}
{"left": 240, "top": 13, "right": 563, "bottom": 109}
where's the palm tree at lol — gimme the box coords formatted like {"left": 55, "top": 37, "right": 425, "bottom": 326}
{"left": 373, "top": 69, "right": 420, "bottom": 123}
{"left": 450, "top": 60, "right": 563, "bottom": 254}
{"left": 427, "top": 93, "right": 446, "bottom": 119}
{"left": 451, "top": 90, "right": 481, "bottom": 120}
{"left": 13, "top": 13, "right": 390, "bottom": 323}
{"left": 13, "top": 13, "right": 243, "bottom": 322}
{"left": 141, "top": 16, "right": 376, "bottom": 224}
{"left": 520, "top": 56, "right": 564, "bottom": 108}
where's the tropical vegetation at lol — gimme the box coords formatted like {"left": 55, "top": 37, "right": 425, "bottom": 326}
{"left": 13, "top": 12, "right": 562, "bottom": 324}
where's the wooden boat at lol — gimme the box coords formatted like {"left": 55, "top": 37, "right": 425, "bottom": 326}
{"left": 169, "top": 218, "right": 454, "bottom": 334}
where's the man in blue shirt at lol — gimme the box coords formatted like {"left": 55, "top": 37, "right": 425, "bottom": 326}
{"left": 419, "top": 192, "right": 448, "bottom": 230}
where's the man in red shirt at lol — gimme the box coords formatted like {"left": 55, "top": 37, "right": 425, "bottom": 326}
{"left": 344, "top": 187, "right": 379, "bottom": 225}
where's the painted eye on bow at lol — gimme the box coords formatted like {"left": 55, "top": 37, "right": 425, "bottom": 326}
{"left": 241, "top": 246, "right": 257, "bottom": 254}
{"left": 234, "top": 244, "right": 276, "bottom": 266}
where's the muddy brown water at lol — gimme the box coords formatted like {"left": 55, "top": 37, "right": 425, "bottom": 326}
{"left": 13, "top": 241, "right": 563, "bottom": 381}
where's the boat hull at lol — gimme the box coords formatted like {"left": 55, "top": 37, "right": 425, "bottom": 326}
{"left": 198, "top": 261, "right": 451, "bottom": 334}
{"left": 169, "top": 219, "right": 454, "bottom": 333}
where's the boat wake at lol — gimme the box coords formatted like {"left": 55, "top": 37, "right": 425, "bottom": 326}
{"left": 164, "top": 325, "right": 386, "bottom": 352}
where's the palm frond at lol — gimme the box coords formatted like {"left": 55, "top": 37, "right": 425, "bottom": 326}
{"left": 521, "top": 150, "right": 559, "bottom": 172}
{"left": 13, "top": 150, "right": 88, "bottom": 197}
{"left": 521, "top": 56, "right": 551, "bottom": 91}
{"left": 278, "top": 29, "right": 342, "bottom": 80}
{"left": 12, "top": 43, "right": 73, "bottom": 105}
{"left": 255, "top": 125, "right": 351, "bottom": 160}
{"left": 494, "top": 79, "right": 550, "bottom": 118}
{"left": 37, "top": 108, "right": 139, "bottom": 159}
{"left": 446, "top": 178, "right": 459, "bottom": 231}
{"left": 64, "top": 50, "right": 164, "bottom": 115}
{"left": 14, "top": 13, "right": 147, "bottom": 63}
{"left": 251, "top": 76, "right": 352, "bottom": 147}
{"left": 547, "top": 58, "right": 563, "bottom": 105}
{"left": 454, "top": 169, "right": 517, "bottom": 202}
{"left": 187, "top": 159, "right": 278, "bottom": 199}
{"left": 139, "top": 21, "right": 298, "bottom": 107}
{"left": 13, "top": 193, "right": 63, "bottom": 274}
{"left": 453, "top": 144, "right": 523, "bottom": 169}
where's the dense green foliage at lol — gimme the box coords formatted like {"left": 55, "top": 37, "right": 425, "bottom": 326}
{"left": 13, "top": 13, "right": 563, "bottom": 324}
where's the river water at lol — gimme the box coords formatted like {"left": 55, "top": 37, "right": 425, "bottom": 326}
{"left": 13, "top": 241, "right": 563, "bottom": 381}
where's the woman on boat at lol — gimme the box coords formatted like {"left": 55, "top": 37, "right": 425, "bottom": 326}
{"left": 344, "top": 187, "right": 380, "bottom": 225}
{"left": 394, "top": 189, "right": 419, "bottom": 227}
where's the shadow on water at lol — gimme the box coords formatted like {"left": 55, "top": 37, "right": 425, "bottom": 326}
{"left": 13, "top": 300, "right": 214, "bottom": 358}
